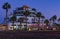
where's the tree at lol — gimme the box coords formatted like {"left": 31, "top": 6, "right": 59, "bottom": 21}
{"left": 49, "top": 18, "right": 52, "bottom": 26}
{"left": 2, "top": 2, "right": 11, "bottom": 24}
{"left": 44, "top": 19, "right": 49, "bottom": 26}
{"left": 23, "top": 10, "right": 30, "bottom": 30}
{"left": 51, "top": 15, "right": 57, "bottom": 26}
{"left": 41, "top": 15, "right": 45, "bottom": 27}
{"left": 32, "top": 8, "right": 36, "bottom": 11}
{"left": 10, "top": 15, "right": 16, "bottom": 30}
{"left": 36, "top": 12, "right": 42, "bottom": 31}
{"left": 41, "top": 15, "right": 45, "bottom": 22}
{"left": 18, "top": 18, "right": 23, "bottom": 30}
{"left": 58, "top": 18, "right": 60, "bottom": 24}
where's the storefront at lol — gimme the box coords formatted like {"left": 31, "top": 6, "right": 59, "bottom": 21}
{"left": 28, "top": 23, "right": 38, "bottom": 31}
{"left": 0, "top": 25, "right": 8, "bottom": 31}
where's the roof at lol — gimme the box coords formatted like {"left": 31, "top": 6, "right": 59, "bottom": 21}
{"left": 21, "top": 5, "right": 30, "bottom": 8}
{"left": 0, "top": 24, "right": 8, "bottom": 26}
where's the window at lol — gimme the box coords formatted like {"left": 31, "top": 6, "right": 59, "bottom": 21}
{"left": 18, "top": 25, "right": 22, "bottom": 26}
{"left": 10, "top": 27, "right": 13, "bottom": 29}
{"left": 10, "top": 26, "right": 13, "bottom": 30}
{"left": 24, "top": 25, "right": 27, "bottom": 28}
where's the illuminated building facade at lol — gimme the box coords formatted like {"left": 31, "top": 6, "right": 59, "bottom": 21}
{"left": 8, "top": 5, "right": 46, "bottom": 31}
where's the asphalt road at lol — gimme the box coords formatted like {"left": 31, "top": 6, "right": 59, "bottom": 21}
{"left": 0, "top": 31, "right": 60, "bottom": 39}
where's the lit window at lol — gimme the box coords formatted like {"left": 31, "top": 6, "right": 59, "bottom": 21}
{"left": 10, "top": 26, "right": 13, "bottom": 30}
{"left": 53, "top": 28, "right": 56, "bottom": 30}
{"left": 29, "top": 28, "right": 31, "bottom": 31}
{"left": 47, "top": 26, "right": 48, "bottom": 29}
{"left": 14, "top": 26, "right": 16, "bottom": 29}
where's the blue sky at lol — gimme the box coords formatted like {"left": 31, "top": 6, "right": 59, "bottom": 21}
{"left": 0, "top": 0, "right": 60, "bottom": 23}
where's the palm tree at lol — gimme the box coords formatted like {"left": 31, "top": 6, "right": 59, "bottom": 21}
{"left": 58, "top": 18, "right": 60, "bottom": 24}
{"left": 57, "top": 18, "right": 60, "bottom": 30}
{"left": 23, "top": 10, "right": 30, "bottom": 30}
{"left": 51, "top": 15, "right": 57, "bottom": 26}
{"left": 18, "top": 18, "right": 23, "bottom": 30}
{"left": 32, "top": 8, "right": 36, "bottom": 11}
{"left": 49, "top": 18, "right": 52, "bottom": 26}
{"left": 41, "top": 15, "right": 45, "bottom": 23}
{"left": 44, "top": 19, "right": 49, "bottom": 26}
{"left": 2, "top": 2, "right": 11, "bottom": 24}
{"left": 10, "top": 15, "right": 16, "bottom": 30}
{"left": 44, "top": 19, "right": 49, "bottom": 30}
{"left": 41, "top": 15, "right": 45, "bottom": 27}
{"left": 36, "top": 12, "right": 42, "bottom": 31}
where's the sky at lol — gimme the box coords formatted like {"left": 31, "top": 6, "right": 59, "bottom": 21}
{"left": 0, "top": 0, "right": 60, "bottom": 23}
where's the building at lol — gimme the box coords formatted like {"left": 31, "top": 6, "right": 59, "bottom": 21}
{"left": 8, "top": 5, "right": 46, "bottom": 31}
{"left": 0, "top": 24, "right": 8, "bottom": 31}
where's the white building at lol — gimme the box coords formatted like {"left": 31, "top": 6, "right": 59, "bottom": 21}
{"left": 8, "top": 5, "right": 46, "bottom": 31}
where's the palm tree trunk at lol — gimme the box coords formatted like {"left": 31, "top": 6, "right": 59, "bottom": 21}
{"left": 34, "top": 16, "right": 35, "bottom": 23}
{"left": 12, "top": 21, "right": 14, "bottom": 30}
{"left": 6, "top": 9, "right": 8, "bottom": 24}
{"left": 42, "top": 19, "right": 43, "bottom": 25}
{"left": 38, "top": 18, "right": 40, "bottom": 31}
{"left": 25, "top": 16, "right": 27, "bottom": 31}
{"left": 26, "top": 16, "right": 27, "bottom": 30}
{"left": 20, "top": 22, "right": 22, "bottom": 30}
{"left": 49, "top": 20, "right": 51, "bottom": 26}
{"left": 42, "top": 19, "right": 43, "bottom": 29}
{"left": 53, "top": 20, "right": 55, "bottom": 26}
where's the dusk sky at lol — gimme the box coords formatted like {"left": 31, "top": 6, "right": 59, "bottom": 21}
{"left": 0, "top": 0, "right": 60, "bottom": 23}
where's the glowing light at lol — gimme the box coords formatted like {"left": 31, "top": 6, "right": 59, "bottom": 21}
{"left": 53, "top": 28, "right": 56, "bottom": 30}
{"left": 29, "top": 28, "right": 31, "bottom": 31}
{"left": 47, "top": 26, "right": 48, "bottom": 29}
{"left": 9, "top": 26, "right": 13, "bottom": 30}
